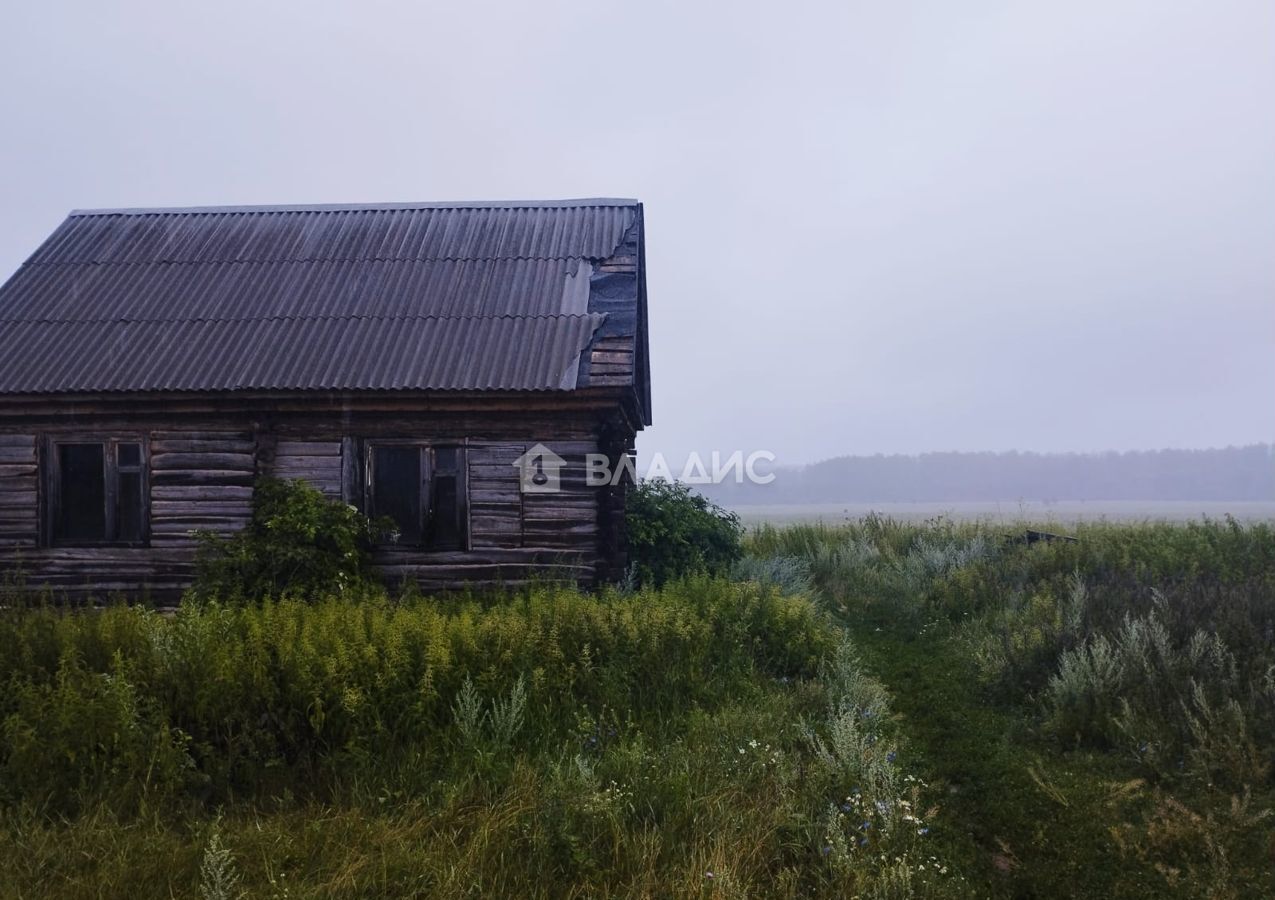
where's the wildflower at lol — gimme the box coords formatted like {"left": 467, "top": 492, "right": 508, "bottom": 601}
{"left": 858, "top": 837, "right": 869, "bottom": 847}
{"left": 705, "top": 871, "right": 714, "bottom": 880}
{"left": 918, "top": 827, "right": 929, "bottom": 835}
{"left": 860, "top": 821, "right": 872, "bottom": 831}
{"left": 840, "top": 802, "right": 853, "bottom": 813}
{"left": 886, "top": 751, "right": 897, "bottom": 763}
{"left": 821, "top": 845, "right": 832, "bottom": 856}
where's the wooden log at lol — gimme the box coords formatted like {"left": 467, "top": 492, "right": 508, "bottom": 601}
{"left": 151, "top": 431, "right": 252, "bottom": 441}
{"left": 152, "top": 486, "right": 254, "bottom": 501}
{"left": 151, "top": 453, "right": 255, "bottom": 471}
{"left": 150, "top": 470, "right": 255, "bottom": 487}
{"left": 273, "top": 454, "right": 342, "bottom": 468}
{"left": 275, "top": 442, "right": 341, "bottom": 456}
{"left": 591, "top": 351, "right": 633, "bottom": 364}
{"left": 470, "top": 515, "right": 522, "bottom": 535}
{"left": 150, "top": 440, "right": 254, "bottom": 454}
{"left": 151, "top": 500, "right": 252, "bottom": 516}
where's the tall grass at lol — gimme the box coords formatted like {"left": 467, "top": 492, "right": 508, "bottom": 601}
{"left": 0, "top": 578, "right": 832, "bottom": 813}
{"left": 743, "top": 515, "right": 1275, "bottom": 895}
{"left": 747, "top": 517, "right": 1275, "bottom": 788}
{"left": 0, "top": 575, "right": 964, "bottom": 898}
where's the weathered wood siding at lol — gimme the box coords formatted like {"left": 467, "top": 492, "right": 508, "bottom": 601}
{"left": 0, "top": 434, "right": 37, "bottom": 549}
{"left": 150, "top": 431, "right": 254, "bottom": 544}
{"left": 269, "top": 440, "right": 343, "bottom": 497}
{"left": 468, "top": 441, "right": 524, "bottom": 549}
{"left": 0, "top": 399, "right": 635, "bottom": 601}
{"left": 373, "top": 437, "right": 605, "bottom": 591}
{"left": 522, "top": 441, "right": 600, "bottom": 551}
{"left": 588, "top": 335, "right": 635, "bottom": 387}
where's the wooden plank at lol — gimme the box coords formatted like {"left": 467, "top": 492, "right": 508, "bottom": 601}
{"left": 151, "top": 431, "right": 252, "bottom": 441}
{"left": 470, "top": 488, "right": 521, "bottom": 504}
{"left": 591, "top": 353, "right": 633, "bottom": 366}
{"left": 150, "top": 440, "right": 254, "bottom": 454}
{"left": 151, "top": 470, "right": 254, "bottom": 487}
{"left": 272, "top": 470, "right": 342, "bottom": 484}
{"left": 152, "top": 485, "right": 254, "bottom": 501}
{"left": 0, "top": 508, "right": 38, "bottom": 521}
{"left": 151, "top": 453, "right": 255, "bottom": 471}
{"left": 341, "top": 436, "right": 360, "bottom": 506}
{"left": 274, "top": 451, "right": 341, "bottom": 466}
{"left": 524, "top": 522, "right": 600, "bottom": 535}
{"left": 0, "top": 491, "right": 37, "bottom": 507}
{"left": 151, "top": 523, "right": 244, "bottom": 535}
{"left": 469, "top": 471, "right": 520, "bottom": 486}
{"left": 275, "top": 441, "right": 340, "bottom": 456}
{"left": 470, "top": 514, "right": 523, "bottom": 533}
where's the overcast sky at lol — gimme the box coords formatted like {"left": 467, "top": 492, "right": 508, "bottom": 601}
{"left": 2, "top": 1, "right": 1271, "bottom": 466}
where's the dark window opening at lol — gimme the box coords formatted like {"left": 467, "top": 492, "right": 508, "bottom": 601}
{"left": 371, "top": 446, "right": 423, "bottom": 545}
{"left": 368, "top": 444, "right": 467, "bottom": 550}
{"left": 58, "top": 444, "right": 106, "bottom": 541}
{"left": 51, "top": 439, "right": 147, "bottom": 545}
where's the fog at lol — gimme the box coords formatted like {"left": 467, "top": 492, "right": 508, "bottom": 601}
{"left": 2, "top": 1, "right": 1271, "bottom": 467}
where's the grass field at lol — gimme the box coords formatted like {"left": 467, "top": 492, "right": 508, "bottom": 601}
{"left": 2, "top": 517, "right": 1273, "bottom": 897}
{"left": 730, "top": 500, "right": 1275, "bottom": 525}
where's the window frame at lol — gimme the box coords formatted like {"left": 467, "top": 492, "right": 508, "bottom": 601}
{"left": 363, "top": 440, "right": 469, "bottom": 552}
{"left": 43, "top": 434, "right": 150, "bottom": 547}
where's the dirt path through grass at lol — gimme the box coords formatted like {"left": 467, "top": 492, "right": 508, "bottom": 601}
{"left": 848, "top": 619, "right": 1165, "bottom": 899}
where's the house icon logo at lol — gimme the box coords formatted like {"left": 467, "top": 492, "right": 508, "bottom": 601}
{"left": 513, "top": 443, "right": 566, "bottom": 493}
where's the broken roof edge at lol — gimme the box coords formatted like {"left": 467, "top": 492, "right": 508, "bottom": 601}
{"left": 67, "top": 198, "right": 641, "bottom": 217}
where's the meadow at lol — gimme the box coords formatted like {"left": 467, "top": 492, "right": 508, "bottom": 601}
{"left": 1, "top": 516, "right": 1273, "bottom": 897}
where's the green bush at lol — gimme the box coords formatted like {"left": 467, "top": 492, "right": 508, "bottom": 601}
{"left": 625, "top": 479, "right": 743, "bottom": 587}
{"left": 191, "top": 478, "right": 388, "bottom": 601}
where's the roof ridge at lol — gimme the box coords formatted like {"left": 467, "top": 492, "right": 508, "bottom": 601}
{"left": 68, "top": 198, "right": 640, "bottom": 217}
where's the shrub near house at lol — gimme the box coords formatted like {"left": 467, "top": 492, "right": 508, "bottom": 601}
{"left": 624, "top": 479, "right": 744, "bottom": 586}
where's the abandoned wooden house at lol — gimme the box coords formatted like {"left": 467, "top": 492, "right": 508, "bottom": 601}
{"left": 0, "top": 199, "right": 650, "bottom": 600}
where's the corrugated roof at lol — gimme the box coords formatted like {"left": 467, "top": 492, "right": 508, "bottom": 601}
{"left": 0, "top": 200, "right": 646, "bottom": 398}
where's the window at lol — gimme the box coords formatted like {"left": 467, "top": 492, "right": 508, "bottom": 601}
{"left": 366, "top": 443, "right": 467, "bottom": 550}
{"left": 49, "top": 438, "right": 147, "bottom": 544}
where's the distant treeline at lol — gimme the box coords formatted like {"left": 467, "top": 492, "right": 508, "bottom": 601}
{"left": 701, "top": 444, "right": 1274, "bottom": 504}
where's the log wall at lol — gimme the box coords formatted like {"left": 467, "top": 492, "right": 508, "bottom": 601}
{"left": 0, "top": 399, "right": 638, "bottom": 603}
{"left": 0, "top": 434, "right": 37, "bottom": 550}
